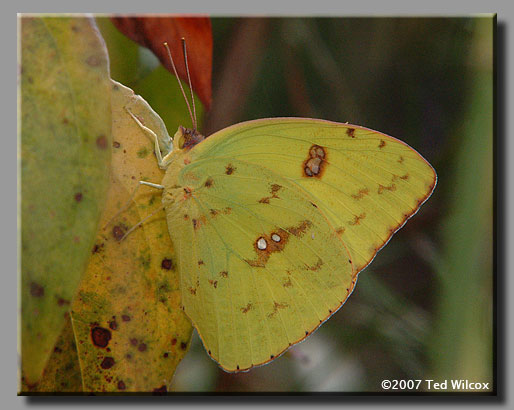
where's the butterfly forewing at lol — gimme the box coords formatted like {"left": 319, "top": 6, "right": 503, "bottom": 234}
{"left": 189, "top": 118, "right": 437, "bottom": 274}
{"left": 166, "top": 158, "right": 354, "bottom": 372}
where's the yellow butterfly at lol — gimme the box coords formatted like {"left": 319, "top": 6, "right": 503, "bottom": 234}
{"left": 124, "top": 42, "right": 437, "bottom": 373}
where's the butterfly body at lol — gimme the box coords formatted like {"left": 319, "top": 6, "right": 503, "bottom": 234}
{"left": 157, "top": 118, "right": 436, "bottom": 372}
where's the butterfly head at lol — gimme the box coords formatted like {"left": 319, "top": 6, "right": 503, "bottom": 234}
{"left": 173, "top": 125, "right": 205, "bottom": 151}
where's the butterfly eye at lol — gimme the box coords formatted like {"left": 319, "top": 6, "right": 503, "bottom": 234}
{"left": 257, "top": 237, "right": 267, "bottom": 250}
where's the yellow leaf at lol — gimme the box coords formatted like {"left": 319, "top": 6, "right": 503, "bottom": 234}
{"left": 70, "top": 81, "right": 192, "bottom": 393}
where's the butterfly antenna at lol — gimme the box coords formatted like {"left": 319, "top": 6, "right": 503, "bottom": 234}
{"left": 163, "top": 42, "right": 195, "bottom": 130}
{"left": 181, "top": 38, "right": 197, "bottom": 131}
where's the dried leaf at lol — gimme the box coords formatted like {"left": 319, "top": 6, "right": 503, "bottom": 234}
{"left": 20, "top": 16, "right": 111, "bottom": 385}
{"left": 110, "top": 16, "right": 212, "bottom": 109}
{"left": 70, "top": 81, "right": 193, "bottom": 393}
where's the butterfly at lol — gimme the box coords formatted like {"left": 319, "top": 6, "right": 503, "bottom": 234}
{"left": 124, "top": 41, "right": 437, "bottom": 373}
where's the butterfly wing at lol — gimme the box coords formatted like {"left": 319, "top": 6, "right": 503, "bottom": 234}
{"left": 165, "top": 159, "right": 354, "bottom": 372}
{"left": 189, "top": 118, "right": 437, "bottom": 274}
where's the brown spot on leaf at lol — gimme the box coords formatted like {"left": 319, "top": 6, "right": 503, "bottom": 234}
{"left": 225, "top": 164, "right": 235, "bottom": 175}
{"left": 112, "top": 225, "right": 125, "bottom": 241}
{"left": 53, "top": 346, "right": 63, "bottom": 353}
{"left": 113, "top": 141, "right": 121, "bottom": 148}
{"left": 241, "top": 303, "right": 252, "bottom": 314}
{"left": 100, "top": 357, "right": 115, "bottom": 369}
{"left": 130, "top": 338, "right": 138, "bottom": 346}
{"left": 351, "top": 188, "right": 369, "bottom": 200}
{"left": 30, "top": 282, "right": 44, "bottom": 297}
{"left": 138, "top": 343, "right": 147, "bottom": 352}
{"left": 117, "top": 380, "right": 126, "bottom": 390}
{"left": 302, "top": 145, "right": 327, "bottom": 178}
{"left": 96, "top": 135, "right": 108, "bottom": 149}
{"left": 122, "top": 314, "right": 130, "bottom": 322}
{"left": 161, "top": 258, "right": 173, "bottom": 270}
{"left": 74, "top": 192, "right": 83, "bottom": 202}
{"left": 349, "top": 213, "right": 366, "bottom": 225}
{"left": 171, "top": 338, "right": 177, "bottom": 346}
{"left": 91, "top": 327, "right": 111, "bottom": 348}
{"left": 57, "top": 297, "right": 70, "bottom": 307}
{"left": 346, "top": 128, "right": 355, "bottom": 138}
{"left": 163, "top": 352, "right": 169, "bottom": 358}
{"left": 378, "top": 139, "right": 386, "bottom": 148}
{"left": 180, "top": 342, "right": 187, "bottom": 350}
{"left": 92, "top": 243, "right": 104, "bottom": 254}
{"left": 108, "top": 319, "right": 117, "bottom": 331}
{"left": 152, "top": 385, "right": 167, "bottom": 395}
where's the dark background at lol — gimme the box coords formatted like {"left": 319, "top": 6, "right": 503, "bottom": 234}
{"left": 99, "top": 16, "right": 494, "bottom": 392}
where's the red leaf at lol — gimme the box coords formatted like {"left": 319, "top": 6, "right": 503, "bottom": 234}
{"left": 111, "top": 16, "right": 212, "bottom": 110}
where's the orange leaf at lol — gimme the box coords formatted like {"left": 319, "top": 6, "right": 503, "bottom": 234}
{"left": 110, "top": 16, "right": 212, "bottom": 110}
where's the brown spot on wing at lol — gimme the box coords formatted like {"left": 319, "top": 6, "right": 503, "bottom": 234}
{"left": 378, "top": 139, "right": 386, "bottom": 148}
{"left": 225, "top": 164, "right": 236, "bottom": 175}
{"left": 204, "top": 178, "right": 213, "bottom": 187}
{"left": 378, "top": 183, "right": 397, "bottom": 194}
{"left": 189, "top": 287, "right": 197, "bottom": 295}
{"left": 302, "top": 145, "right": 327, "bottom": 178}
{"left": 208, "top": 279, "right": 218, "bottom": 289}
{"left": 220, "top": 270, "right": 228, "bottom": 278}
{"left": 398, "top": 156, "right": 404, "bottom": 164}
{"left": 287, "top": 220, "right": 312, "bottom": 237}
{"left": 268, "top": 302, "right": 289, "bottom": 318}
{"left": 349, "top": 213, "right": 366, "bottom": 225}
{"left": 241, "top": 303, "right": 252, "bottom": 314}
{"left": 346, "top": 128, "right": 355, "bottom": 138}
{"left": 305, "top": 258, "right": 323, "bottom": 271}
{"left": 192, "top": 215, "right": 207, "bottom": 230}
{"left": 198, "top": 260, "right": 204, "bottom": 266}
{"left": 351, "top": 188, "right": 369, "bottom": 200}
{"left": 336, "top": 227, "right": 345, "bottom": 235}
{"left": 244, "top": 220, "right": 312, "bottom": 268}
{"left": 258, "top": 183, "right": 283, "bottom": 204}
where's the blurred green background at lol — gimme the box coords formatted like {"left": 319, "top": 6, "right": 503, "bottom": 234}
{"left": 98, "top": 16, "right": 493, "bottom": 392}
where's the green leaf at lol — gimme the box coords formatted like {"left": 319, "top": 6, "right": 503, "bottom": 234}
{"left": 20, "top": 316, "right": 83, "bottom": 393}
{"left": 20, "top": 16, "right": 112, "bottom": 385}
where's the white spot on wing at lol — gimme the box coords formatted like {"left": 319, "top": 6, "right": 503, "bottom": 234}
{"left": 271, "top": 234, "right": 281, "bottom": 242}
{"left": 257, "top": 237, "right": 267, "bottom": 250}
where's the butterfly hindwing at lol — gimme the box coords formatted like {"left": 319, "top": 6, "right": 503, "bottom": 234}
{"left": 165, "top": 158, "right": 354, "bottom": 372}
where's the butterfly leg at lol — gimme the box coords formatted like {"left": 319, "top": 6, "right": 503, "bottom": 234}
{"left": 103, "top": 181, "right": 164, "bottom": 230}
{"left": 124, "top": 104, "right": 173, "bottom": 170}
